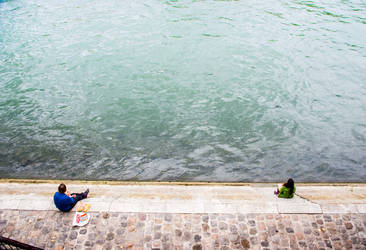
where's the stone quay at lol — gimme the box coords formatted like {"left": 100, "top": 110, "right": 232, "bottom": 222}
{"left": 0, "top": 180, "right": 365, "bottom": 249}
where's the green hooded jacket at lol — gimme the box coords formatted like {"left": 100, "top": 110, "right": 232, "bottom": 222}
{"left": 278, "top": 185, "right": 296, "bottom": 198}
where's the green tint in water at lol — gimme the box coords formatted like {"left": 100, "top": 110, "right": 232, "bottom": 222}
{"left": 0, "top": 0, "right": 366, "bottom": 181}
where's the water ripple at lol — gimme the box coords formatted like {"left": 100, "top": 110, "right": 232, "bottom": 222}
{"left": 0, "top": 0, "right": 365, "bottom": 181}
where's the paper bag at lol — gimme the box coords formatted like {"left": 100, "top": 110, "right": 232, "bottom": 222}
{"left": 72, "top": 212, "right": 90, "bottom": 227}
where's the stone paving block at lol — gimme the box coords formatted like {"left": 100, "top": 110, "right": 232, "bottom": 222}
{"left": 321, "top": 204, "right": 359, "bottom": 213}
{"left": 204, "top": 203, "right": 238, "bottom": 214}
{"left": 88, "top": 201, "right": 111, "bottom": 212}
{"left": 109, "top": 200, "right": 145, "bottom": 213}
{"left": 18, "top": 199, "right": 53, "bottom": 211}
{"left": 0, "top": 199, "right": 20, "bottom": 210}
{"left": 277, "top": 203, "right": 322, "bottom": 214}
{"left": 237, "top": 203, "right": 278, "bottom": 214}
{"left": 167, "top": 201, "right": 204, "bottom": 213}
{"left": 141, "top": 202, "right": 167, "bottom": 213}
{"left": 356, "top": 204, "right": 366, "bottom": 213}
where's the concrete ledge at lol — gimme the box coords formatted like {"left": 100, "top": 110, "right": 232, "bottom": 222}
{"left": 1, "top": 182, "right": 365, "bottom": 214}
{"left": 0, "top": 182, "right": 366, "bottom": 214}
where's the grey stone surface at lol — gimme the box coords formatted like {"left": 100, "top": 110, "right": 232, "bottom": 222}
{"left": 0, "top": 210, "right": 365, "bottom": 249}
{"left": 1, "top": 182, "right": 366, "bottom": 249}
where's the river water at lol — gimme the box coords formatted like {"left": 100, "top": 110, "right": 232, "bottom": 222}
{"left": 1, "top": 0, "right": 365, "bottom": 182}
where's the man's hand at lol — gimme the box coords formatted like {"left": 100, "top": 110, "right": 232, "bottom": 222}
{"left": 72, "top": 195, "right": 76, "bottom": 198}
{"left": 66, "top": 191, "right": 71, "bottom": 196}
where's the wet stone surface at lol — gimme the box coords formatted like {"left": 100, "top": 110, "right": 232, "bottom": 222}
{"left": 0, "top": 210, "right": 366, "bottom": 249}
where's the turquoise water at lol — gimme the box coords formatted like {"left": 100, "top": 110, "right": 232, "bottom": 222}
{"left": 0, "top": 0, "right": 366, "bottom": 182}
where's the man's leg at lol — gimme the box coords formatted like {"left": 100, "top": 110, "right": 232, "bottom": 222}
{"left": 71, "top": 193, "right": 85, "bottom": 202}
{"left": 69, "top": 189, "right": 89, "bottom": 210}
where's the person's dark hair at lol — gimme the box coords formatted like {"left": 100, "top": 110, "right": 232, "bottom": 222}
{"left": 58, "top": 183, "right": 66, "bottom": 193}
{"left": 284, "top": 178, "right": 294, "bottom": 196}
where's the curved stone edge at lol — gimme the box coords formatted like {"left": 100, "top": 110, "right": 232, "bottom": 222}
{"left": 1, "top": 178, "right": 366, "bottom": 186}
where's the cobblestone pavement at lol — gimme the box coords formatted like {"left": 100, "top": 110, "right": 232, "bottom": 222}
{"left": 1, "top": 210, "right": 366, "bottom": 250}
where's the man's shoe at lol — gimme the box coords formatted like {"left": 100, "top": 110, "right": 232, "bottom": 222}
{"left": 84, "top": 188, "right": 89, "bottom": 198}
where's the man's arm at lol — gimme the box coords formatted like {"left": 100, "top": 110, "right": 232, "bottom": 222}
{"left": 66, "top": 190, "right": 76, "bottom": 199}
{"left": 66, "top": 195, "right": 75, "bottom": 205}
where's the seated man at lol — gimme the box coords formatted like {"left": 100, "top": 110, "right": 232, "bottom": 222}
{"left": 54, "top": 183, "right": 89, "bottom": 212}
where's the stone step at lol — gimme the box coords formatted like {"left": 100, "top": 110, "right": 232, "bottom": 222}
{"left": 1, "top": 182, "right": 365, "bottom": 214}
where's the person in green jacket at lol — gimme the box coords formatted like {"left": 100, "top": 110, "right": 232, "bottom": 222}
{"left": 274, "top": 178, "right": 296, "bottom": 198}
